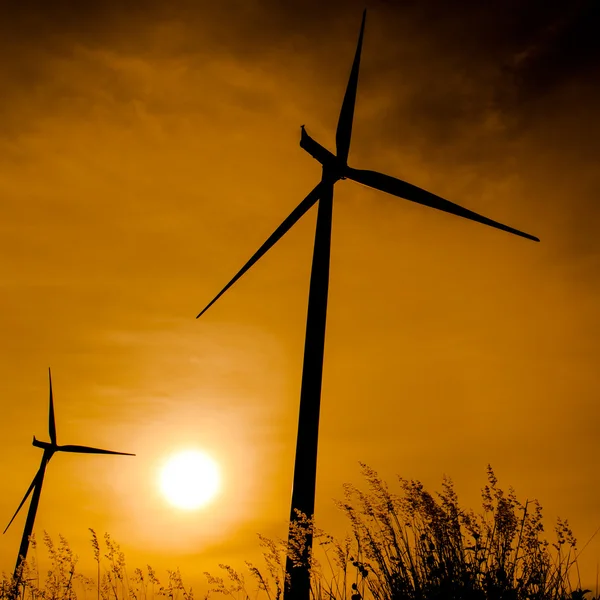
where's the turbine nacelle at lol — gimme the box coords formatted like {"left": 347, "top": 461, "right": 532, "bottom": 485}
{"left": 32, "top": 436, "right": 56, "bottom": 452}
{"left": 300, "top": 126, "right": 347, "bottom": 181}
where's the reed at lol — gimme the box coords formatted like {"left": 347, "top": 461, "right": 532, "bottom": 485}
{"left": 2, "top": 466, "right": 596, "bottom": 600}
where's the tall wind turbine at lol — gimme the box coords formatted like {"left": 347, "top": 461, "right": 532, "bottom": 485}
{"left": 4, "top": 369, "right": 135, "bottom": 592}
{"left": 196, "top": 10, "right": 539, "bottom": 600}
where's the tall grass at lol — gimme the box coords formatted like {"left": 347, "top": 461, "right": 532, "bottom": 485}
{"left": 1, "top": 531, "right": 191, "bottom": 600}
{"left": 328, "top": 464, "right": 597, "bottom": 600}
{"left": 1, "top": 465, "right": 597, "bottom": 600}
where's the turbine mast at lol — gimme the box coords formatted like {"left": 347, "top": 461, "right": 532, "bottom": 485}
{"left": 12, "top": 455, "right": 49, "bottom": 599}
{"left": 284, "top": 179, "right": 335, "bottom": 600}
{"left": 284, "top": 12, "right": 366, "bottom": 600}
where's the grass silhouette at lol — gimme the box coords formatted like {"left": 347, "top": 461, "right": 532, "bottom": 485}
{"left": 2, "top": 465, "right": 597, "bottom": 600}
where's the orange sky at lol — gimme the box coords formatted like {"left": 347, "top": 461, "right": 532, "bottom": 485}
{"left": 1, "top": 0, "right": 599, "bottom": 595}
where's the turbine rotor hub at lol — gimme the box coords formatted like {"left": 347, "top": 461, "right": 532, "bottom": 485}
{"left": 322, "top": 158, "right": 346, "bottom": 183}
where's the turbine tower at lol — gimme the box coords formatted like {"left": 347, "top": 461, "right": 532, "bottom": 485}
{"left": 195, "top": 10, "right": 539, "bottom": 600}
{"left": 4, "top": 369, "right": 135, "bottom": 594}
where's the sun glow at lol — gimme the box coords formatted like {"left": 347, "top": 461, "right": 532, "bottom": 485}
{"left": 159, "top": 450, "right": 221, "bottom": 510}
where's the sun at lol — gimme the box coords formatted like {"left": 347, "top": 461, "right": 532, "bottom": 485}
{"left": 159, "top": 450, "right": 221, "bottom": 510}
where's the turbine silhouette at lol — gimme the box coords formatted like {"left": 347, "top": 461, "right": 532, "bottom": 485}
{"left": 196, "top": 10, "right": 539, "bottom": 600}
{"left": 4, "top": 369, "right": 135, "bottom": 594}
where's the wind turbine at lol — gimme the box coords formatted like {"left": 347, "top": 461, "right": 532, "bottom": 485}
{"left": 4, "top": 369, "right": 135, "bottom": 593}
{"left": 195, "top": 10, "right": 539, "bottom": 600}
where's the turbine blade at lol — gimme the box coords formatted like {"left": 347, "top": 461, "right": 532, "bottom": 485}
{"left": 3, "top": 466, "right": 43, "bottom": 534}
{"left": 336, "top": 9, "right": 366, "bottom": 164}
{"left": 196, "top": 183, "right": 323, "bottom": 319}
{"left": 59, "top": 445, "right": 135, "bottom": 456}
{"left": 346, "top": 167, "right": 540, "bottom": 242}
{"left": 48, "top": 368, "right": 56, "bottom": 446}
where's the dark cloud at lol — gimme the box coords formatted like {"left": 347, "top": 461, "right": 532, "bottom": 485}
{"left": 1, "top": 0, "right": 597, "bottom": 245}
{"left": 2, "top": 1, "right": 597, "bottom": 115}
{"left": 0, "top": 0, "right": 597, "bottom": 253}
{"left": 505, "top": 0, "right": 600, "bottom": 101}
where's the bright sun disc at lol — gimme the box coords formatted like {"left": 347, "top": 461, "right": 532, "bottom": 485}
{"left": 159, "top": 450, "right": 221, "bottom": 510}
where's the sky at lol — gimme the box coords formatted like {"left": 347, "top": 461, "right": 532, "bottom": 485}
{"left": 1, "top": 0, "right": 599, "bottom": 594}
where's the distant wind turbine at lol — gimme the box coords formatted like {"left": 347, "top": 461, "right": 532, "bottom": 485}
{"left": 4, "top": 369, "right": 135, "bottom": 594}
{"left": 195, "top": 9, "right": 539, "bottom": 600}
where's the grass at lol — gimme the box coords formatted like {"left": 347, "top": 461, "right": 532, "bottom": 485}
{"left": 1, "top": 465, "right": 597, "bottom": 600}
